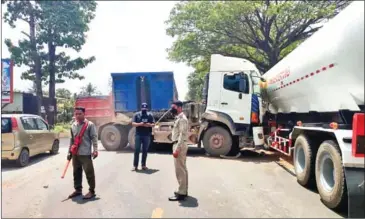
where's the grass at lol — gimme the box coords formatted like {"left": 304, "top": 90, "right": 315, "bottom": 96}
{"left": 53, "top": 123, "right": 71, "bottom": 133}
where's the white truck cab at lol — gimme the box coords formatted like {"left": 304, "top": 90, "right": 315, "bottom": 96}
{"left": 198, "top": 54, "right": 265, "bottom": 156}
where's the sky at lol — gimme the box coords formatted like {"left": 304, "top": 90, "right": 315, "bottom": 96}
{"left": 1, "top": 1, "right": 193, "bottom": 100}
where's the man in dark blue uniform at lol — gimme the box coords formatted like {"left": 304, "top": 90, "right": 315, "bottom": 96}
{"left": 132, "top": 103, "right": 155, "bottom": 171}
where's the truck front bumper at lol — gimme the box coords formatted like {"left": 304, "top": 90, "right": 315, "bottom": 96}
{"left": 345, "top": 167, "right": 365, "bottom": 218}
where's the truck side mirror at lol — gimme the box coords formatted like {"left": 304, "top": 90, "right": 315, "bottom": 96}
{"left": 239, "top": 77, "right": 248, "bottom": 94}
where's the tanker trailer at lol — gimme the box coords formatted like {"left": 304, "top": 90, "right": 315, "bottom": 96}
{"left": 260, "top": 1, "right": 364, "bottom": 217}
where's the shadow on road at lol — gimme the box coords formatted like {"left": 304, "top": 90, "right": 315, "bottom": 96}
{"left": 1, "top": 153, "right": 57, "bottom": 172}
{"left": 136, "top": 168, "right": 159, "bottom": 175}
{"left": 112, "top": 143, "right": 279, "bottom": 164}
{"left": 70, "top": 196, "right": 101, "bottom": 204}
{"left": 179, "top": 196, "right": 199, "bottom": 208}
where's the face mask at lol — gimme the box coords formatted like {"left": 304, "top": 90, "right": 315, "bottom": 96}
{"left": 170, "top": 108, "right": 178, "bottom": 115}
{"left": 142, "top": 110, "right": 147, "bottom": 115}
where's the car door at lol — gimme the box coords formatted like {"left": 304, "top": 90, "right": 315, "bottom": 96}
{"left": 219, "top": 72, "right": 252, "bottom": 126}
{"left": 34, "top": 117, "right": 53, "bottom": 152}
{"left": 19, "top": 116, "right": 41, "bottom": 156}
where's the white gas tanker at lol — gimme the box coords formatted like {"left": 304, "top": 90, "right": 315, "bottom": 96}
{"left": 199, "top": 1, "right": 364, "bottom": 217}
{"left": 263, "top": 1, "right": 364, "bottom": 114}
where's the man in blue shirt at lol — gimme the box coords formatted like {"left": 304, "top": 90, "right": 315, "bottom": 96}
{"left": 132, "top": 103, "right": 155, "bottom": 171}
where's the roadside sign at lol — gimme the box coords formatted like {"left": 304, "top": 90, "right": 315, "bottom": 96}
{"left": 1, "top": 59, "right": 13, "bottom": 104}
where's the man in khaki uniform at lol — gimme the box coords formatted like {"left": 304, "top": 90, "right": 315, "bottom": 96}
{"left": 168, "top": 101, "right": 189, "bottom": 201}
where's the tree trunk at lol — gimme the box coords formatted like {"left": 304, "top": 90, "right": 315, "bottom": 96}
{"left": 48, "top": 38, "right": 56, "bottom": 126}
{"left": 28, "top": 4, "right": 43, "bottom": 116}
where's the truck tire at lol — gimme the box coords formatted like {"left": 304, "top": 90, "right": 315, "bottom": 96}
{"left": 202, "top": 126, "right": 232, "bottom": 156}
{"left": 128, "top": 127, "right": 136, "bottom": 150}
{"left": 315, "top": 140, "right": 347, "bottom": 210}
{"left": 294, "top": 135, "right": 316, "bottom": 187}
{"left": 101, "top": 125, "right": 128, "bottom": 151}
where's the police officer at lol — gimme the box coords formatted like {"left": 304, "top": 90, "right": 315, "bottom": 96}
{"left": 131, "top": 103, "right": 155, "bottom": 171}
{"left": 169, "top": 101, "right": 189, "bottom": 201}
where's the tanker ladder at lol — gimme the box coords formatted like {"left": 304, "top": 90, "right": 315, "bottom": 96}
{"left": 266, "top": 128, "right": 293, "bottom": 156}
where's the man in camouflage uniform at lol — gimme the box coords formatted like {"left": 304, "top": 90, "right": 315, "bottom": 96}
{"left": 67, "top": 107, "right": 99, "bottom": 199}
{"left": 168, "top": 101, "right": 189, "bottom": 201}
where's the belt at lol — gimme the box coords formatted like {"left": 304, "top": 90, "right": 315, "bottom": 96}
{"left": 172, "top": 140, "right": 187, "bottom": 144}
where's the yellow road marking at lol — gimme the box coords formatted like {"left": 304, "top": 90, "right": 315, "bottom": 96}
{"left": 151, "top": 208, "right": 163, "bottom": 218}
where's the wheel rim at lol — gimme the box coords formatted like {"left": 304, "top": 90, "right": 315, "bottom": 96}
{"left": 107, "top": 131, "right": 116, "bottom": 143}
{"left": 20, "top": 151, "right": 28, "bottom": 165}
{"left": 295, "top": 146, "right": 305, "bottom": 174}
{"left": 320, "top": 152, "right": 335, "bottom": 192}
{"left": 209, "top": 134, "right": 224, "bottom": 149}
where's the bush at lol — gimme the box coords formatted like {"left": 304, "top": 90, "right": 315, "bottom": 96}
{"left": 53, "top": 123, "right": 71, "bottom": 133}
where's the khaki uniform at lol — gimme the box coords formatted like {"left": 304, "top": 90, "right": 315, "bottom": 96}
{"left": 171, "top": 112, "right": 189, "bottom": 195}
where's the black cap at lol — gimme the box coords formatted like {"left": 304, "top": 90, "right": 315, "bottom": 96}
{"left": 141, "top": 103, "right": 148, "bottom": 110}
{"left": 172, "top": 100, "right": 183, "bottom": 107}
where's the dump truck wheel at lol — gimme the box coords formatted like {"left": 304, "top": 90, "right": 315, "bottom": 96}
{"left": 128, "top": 127, "right": 136, "bottom": 150}
{"left": 294, "top": 135, "right": 316, "bottom": 187}
{"left": 315, "top": 140, "right": 347, "bottom": 210}
{"left": 202, "top": 126, "right": 232, "bottom": 157}
{"left": 101, "top": 125, "right": 127, "bottom": 151}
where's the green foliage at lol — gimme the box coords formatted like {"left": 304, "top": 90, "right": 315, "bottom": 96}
{"left": 56, "top": 88, "right": 75, "bottom": 123}
{"left": 3, "top": 0, "right": 97, "bottom": 93}
{"left": 53, "top": 123, "right": 71, "bottom": 133}
{"left": 78, "top": 82, "right": 102, "bottom": 97}
{"left": 166, "top": 0, "right": 350, "bottom": 100}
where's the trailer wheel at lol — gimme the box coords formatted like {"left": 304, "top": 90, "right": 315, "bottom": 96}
{"left": 101, "top": 125, "right": 128, "bottom": 151}
{"left": 128, "top": 127, "right": 136, "bottom": 150}
{"left": 315, "top": 140, "right": 347, "bottom": 210}
{"left": 202, "top": 126, "right": 232, "bottom": 156}
{"left": 294, "top": 135, "right": 316, "bottom": 187}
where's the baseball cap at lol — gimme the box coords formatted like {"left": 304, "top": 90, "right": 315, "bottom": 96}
{"left": 141, "top": 103, "right": 148, "bottom": 110}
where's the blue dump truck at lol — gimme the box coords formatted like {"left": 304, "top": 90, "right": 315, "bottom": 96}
{"left": 75, "top": 71, "right": 180, "bottom": 151}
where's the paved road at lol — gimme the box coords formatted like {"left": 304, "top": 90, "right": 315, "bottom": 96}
{"left": 2, "top": 139, "right": 344, "bottom": 218}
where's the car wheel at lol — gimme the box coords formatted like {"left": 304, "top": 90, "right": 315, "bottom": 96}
{"left": 16, "top": 149, "right": 30, "bottom": 167}
{"left": 50, "top": 140, "right": 60, "bottom": 155}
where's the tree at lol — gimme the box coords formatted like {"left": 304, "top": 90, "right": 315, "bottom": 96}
{"left": 56, "top": 88, "right": 72, "bottom": 99}
{"left": 56, "top": 88, "right": 74, "bottom": 123}
{"left": 27, "top": 82, "right": 49, "bottom": 97}
{"left": 36, "top": 0, "right": 97, "bottom": 101}
{"left": 3, "top": 0, "right": 97, "bottom": 121}
{"left": 3, "top": 0, "right": 44, "bottom": 115}
{"left": 79, "top": 82, "right": 101, "bottom": 97}
{"left": 166, "top": 0, "right": 350, "bottom": 100}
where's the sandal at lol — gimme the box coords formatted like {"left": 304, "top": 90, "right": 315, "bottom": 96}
{"left": 68, "top": 190, "right": 82, "bottom": 199}
{"left": 83, "top": 191, "right": 96, "bottom": 199}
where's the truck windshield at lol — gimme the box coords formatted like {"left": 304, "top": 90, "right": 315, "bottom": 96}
{"left": 249, "top": 70, "right": 262, "bottom": 97}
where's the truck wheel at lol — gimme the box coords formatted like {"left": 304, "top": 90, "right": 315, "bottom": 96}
{"left": 128, "top": 127, "right": 136, "bottom": 150}
{"left": 202, "top": 126, "right": 232, "bottom": 156}
{"left": 101, "top": 125, "right": 127, "bottom": 151}
{"left": 315, "top": 140, "right": 347, "bottom": 210}
{"left": 294, "top": 135, "right": 316, "bottom": 187}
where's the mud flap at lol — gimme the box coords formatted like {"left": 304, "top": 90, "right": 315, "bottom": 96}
{"left": 197, "top": 121, "right": 209, "bottom": 147}
{"left": 344, "top": 167, "right": 365, "bottom": 218}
